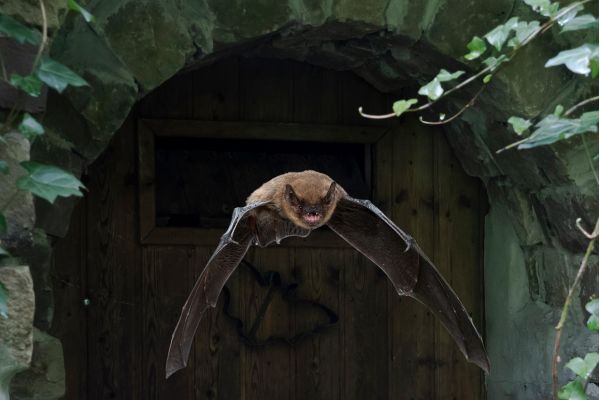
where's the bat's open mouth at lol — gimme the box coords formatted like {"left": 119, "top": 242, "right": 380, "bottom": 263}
{"left": 303, "top": 212, "right": 322, "bottom": 224}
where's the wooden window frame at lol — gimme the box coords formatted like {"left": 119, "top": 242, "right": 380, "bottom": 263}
{"left": 137, "top": 119, "right": 386, "bottom": 247}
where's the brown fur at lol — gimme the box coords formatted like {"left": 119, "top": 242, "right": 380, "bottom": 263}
{"left": 247, "top": 170, "right": 347, "bottom": 229}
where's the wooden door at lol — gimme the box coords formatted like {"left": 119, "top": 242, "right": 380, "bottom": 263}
{"left": 51, "top": 57, "right": 486, "bottom": 400}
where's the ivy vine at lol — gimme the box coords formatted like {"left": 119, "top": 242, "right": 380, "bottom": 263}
{"left": 0, "top": 1, "right": 93, "bottom": 317}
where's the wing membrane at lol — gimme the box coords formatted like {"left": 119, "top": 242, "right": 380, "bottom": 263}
{"left": 165, "top": 202, "right": 311, "bottom": 378}
{"left": 327, "top": 196, "right": 490, "bottom": 373}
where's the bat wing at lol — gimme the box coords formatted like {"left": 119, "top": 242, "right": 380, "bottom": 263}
{"left": 165, "top": 201, "right": 310, "bottom": 378}
{"left": 327, "top": 196, "right": 490, "bottom": 373}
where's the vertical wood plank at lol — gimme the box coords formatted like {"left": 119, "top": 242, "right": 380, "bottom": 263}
{"left": 239, "top": 57, "right": 295, "bottom": 400}
{"left": 338, "top": 69, "right": 390, "bottom": 400}
{"left": 241, "top": 247, "right": 294, "bottom": 400}
{"left": 49, "top": 200, "right": 87, "bottom": 400}
{"left": 292, "top": 64, "right": 339, "bottom": 124}
{"left": 389, "top": 117, "right": 436, "bottom": 400}
{"left": 141, "top": 246, "right": 195, "bottom": 400}
{"left": 193, "top": 246, "right": 243, "bottom": 400}
{"left": 373, "top": 131, "right": 395, "bottom": 400}
{"left": 292, "top": 248, "right": 342, "bottom": 400}
{"left": 192, "top": 57, "right": 241, "bottom": 121}
{"left": 85, "top": 116, "right": 141, "bottom": 400}
{"left": 239, "top": 58, "right": 294, "bottom": 123}
{"left": 342, "top": 249, "right": 388, "bottom": 400}
{"left": 433, "top": 132, "right": 484, "bottom": 400}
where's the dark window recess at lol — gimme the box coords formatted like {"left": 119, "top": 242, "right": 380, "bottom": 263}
{"left": 154, "top": 137, "right": 371, "bottom": 228}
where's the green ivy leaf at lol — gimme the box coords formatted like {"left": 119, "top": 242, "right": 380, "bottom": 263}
{"left": 0, "top": 15, "right": 41, "bottom": 45}
{"left": 0, "top": 160, "right": 8, "bottom": 174}
{"left": 9, "top": 73, "right": 43, "bottom": 97}
{"left": 508, "top": 117, "right": 532, "bottom": 135}
{"left": 566, "top": 353, "right": 599, "bottom": 380}
{"left": 518, "top": 112, "right": 598, "bottom": 149}
{"left": 484, "top": 25, "right": 509, "bottom": 52}
{"left": 483, "top": 55, "right": 509, "bottom": 70}
{"left": 483, "top": 74, "right": 493, "bottom": 83}
{"left": 558, "top": 379, "right": 586, "bottom": 400}
{"left": 586, "top": 298, "right": 599, "bottom": 331}
{"left": 512, "top": 21, "right": 540, "bottom": 47}
{"left": 485, "top": 17, "right": 519, "bottom": 51}
{"left": 18, "top": 113, "right": 44, "bottom": 141}
{"left": 0, "top": 213, "right": 6, "bottom": 234}
{"left": 16, "top": 161, "right": 85, "bottom": 204}
{"left": 0, "top": 281, "right": 7, "bottom": 319}
{"left": 561, "top": 14, "right": 599, "bottom": 32}
{"left": 545, "top": 44, "right": 599, "bottom": 76}
{"left": 36, "top": 56, "right": 89, "bottom": 93}
{"left": 67, "top": 0, "right": 96, "bottom": 23}
{"left": 557, "top": 5, "right": 585, "bottom": 27}
{"left": 465, "top": 36, "right": 487, "bottom": 60}
{"left": 524, "top": 0, "right": 560, "bottom": 17}
{"left": 589, "top": 58, "right": 598, "bottom": 78}
{"left": 392, "top": 98, "right": 418, "bottom": 117}
{"left": 418, "top": 78, "right": 443, "bottom": 101}
{"left": 436, "top": 69, "right": 465, "bottom": 82}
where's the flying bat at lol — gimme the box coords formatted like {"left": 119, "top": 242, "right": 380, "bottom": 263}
{"left": 165, "top": 170, "right": 490, "bottom": 378}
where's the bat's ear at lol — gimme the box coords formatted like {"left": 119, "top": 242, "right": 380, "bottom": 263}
{"left": 323, "top": 181, "right": 337, "bottom": 205}
{"left": 285, "top": 184, "right": 300, "bottom": 206}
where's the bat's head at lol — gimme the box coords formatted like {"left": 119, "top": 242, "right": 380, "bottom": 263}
{"left": 283, "top": 181, "right": 338, "bottom": 229}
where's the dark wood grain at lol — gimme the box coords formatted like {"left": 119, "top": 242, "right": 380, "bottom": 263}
{"left": 49, "top": 200, "right": 87, "bottom": 400}
{"left": 293, "top": 249, "right": 342, "bottom": 400}
{"left": 193, "top": 246, "right": 242, "bottom": 400}
{"left": 433, "top": 131, "right": 485, "bottom": 400}
{"left": 342, "top": 250, "right": 389, "bottom": 400}
{"left": 85, "top": 116, "right": 141, "bottom": 400}
{"left": 389, "top": 118, "right": 437, "bottom": 400}
{"left": 140, "top": 119, "right": 385, "bottom": 143}
{"left": 141, "top": 246, "right": 195, "bottom": 399}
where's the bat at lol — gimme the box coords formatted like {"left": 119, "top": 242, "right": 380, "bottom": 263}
{"left": 165, "top": 170, "right": 490, "bottom": 378}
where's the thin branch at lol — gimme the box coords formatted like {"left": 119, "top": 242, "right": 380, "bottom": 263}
{"left": 357, "top": 107, "right": 395, "bottom": 119}
{"left": 359, "top": 0, "right": 591, "bottom": 121}
{"left": 576, "top": 218, "right": 599, "bottom": 239}
{"left": 419, "top": 84, "right": 488, "bottom": 125}
{"left": 359, "top": 63, "right": 496, "bottom": 120}
{"left": 495, "top": 137, "right": 529, "bottom": 154}
{"left": 565, "top": 96, "right": 600, "bottom": 117}
{"left": 552, "top": 222, "right": 598, "bottom": 400}
{"left": 30, "top": 0, "right": 48, "bottom": 75}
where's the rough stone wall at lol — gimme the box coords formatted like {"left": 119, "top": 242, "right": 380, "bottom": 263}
{"left": 0, "top": 1, "right": 597, "bottom": 399}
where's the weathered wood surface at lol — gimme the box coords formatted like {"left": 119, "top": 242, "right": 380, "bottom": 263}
{"left": 52, "top": 57, "right": 485, "bottom": 400}
{"left": 84, "top": 116, "right": 141, "bottom": 400}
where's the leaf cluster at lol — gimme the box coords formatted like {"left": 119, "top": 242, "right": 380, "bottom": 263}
{"left": 558, "top": 298, "right": 599, "bottom": 399}
{"left": 0, "top": 1, "right": 94, "bottom": 318}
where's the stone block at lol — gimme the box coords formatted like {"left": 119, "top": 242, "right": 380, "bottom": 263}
{"left": 10, "top": 329, "right": 65, "bottom": 400}
{"left": 0, "top": 266, "right": 34, "bottom": 400}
